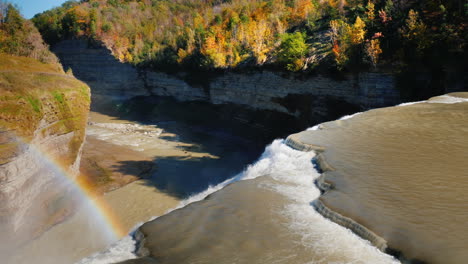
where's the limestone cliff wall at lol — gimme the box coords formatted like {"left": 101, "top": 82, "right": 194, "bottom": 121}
{"left": 53, "top": 39, "right": 401, "bottom": 125}
{"left": 0, "top": 55, "right": 91, "bottom": 255}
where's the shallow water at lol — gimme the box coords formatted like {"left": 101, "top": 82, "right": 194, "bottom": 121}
{"left": 292, "top": 94, "right": 468, "bottom": 263}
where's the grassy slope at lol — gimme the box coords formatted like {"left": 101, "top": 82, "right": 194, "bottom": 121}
{"left": 0, "top": 54, "right": 90, "bottom": 165}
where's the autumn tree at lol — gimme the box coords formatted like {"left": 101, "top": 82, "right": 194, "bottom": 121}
{"left": 329, "top": 19, "right": 351, "bottom": 68}
{"left": 365, "top": 38, "right": 382, "bottom": 66}
{"left": 365, "top": 1, "right": 375, "bottom": 25}
{"left": 31, "top": 0, "right": 467, "bottom": 72}
{"left": 400, "top": 9, "right": 431, "bottom": 55}
{"left": 350, "top": 16, "right": 366, "bottom": 45}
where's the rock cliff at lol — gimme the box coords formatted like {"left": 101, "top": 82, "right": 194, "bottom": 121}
{"left": 53, "top": 39, "right": 401, "bottom": 129}
{"left": 0, "top": 54, "right": 91, "bottom": 255}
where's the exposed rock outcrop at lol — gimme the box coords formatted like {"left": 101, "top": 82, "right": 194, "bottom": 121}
{"left": 0, "top": 55, "right": 90, "bottom": 255}
{"left": 53, "top": 39, "right": 401, "bottom": 128}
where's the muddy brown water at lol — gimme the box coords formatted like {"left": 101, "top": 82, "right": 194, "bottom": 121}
{"left": 290, "top": 94, "right": 468, "bottom": 263}
{"left": 9, "top": 94, "right": 468, "bottom": 264}
{"left": 7, "top": 111, "right": 261, "bottom": 264}
{"left": 119, "top": 140, "right": 399, "bottom": 264}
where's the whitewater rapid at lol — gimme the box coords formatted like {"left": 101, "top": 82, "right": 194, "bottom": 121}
{"left": 79, "top": 138, "right": 399, "bottom": 264}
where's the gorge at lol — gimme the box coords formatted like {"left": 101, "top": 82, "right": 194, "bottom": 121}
{"left": 52, "top": 38, "right": 404, "bottom": 141}
{"left": 1, "top": 0, "right": 467, "bottom": 263}
{"left": 2, "top": 37, "right": 467, "bottom": 264}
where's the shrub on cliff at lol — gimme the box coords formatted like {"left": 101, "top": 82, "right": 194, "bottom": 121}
{"left": 0, "top": 2, "right": 59, "bottom": 64}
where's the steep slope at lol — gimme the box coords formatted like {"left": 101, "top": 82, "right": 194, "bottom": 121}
{"left": 0, "top": 53, "right": 90, "bottom": 254}
{"left": 1, "top": 6, "right": 90, "bottom": 253}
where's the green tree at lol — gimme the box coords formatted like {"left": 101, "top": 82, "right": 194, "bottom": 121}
{"left": 0, "top": 3, "right": 58, "bottom": 63}
{"left": 3, "top": 4, "right": 23, "bottom": 35}
{"left": 277, "top": 31, "right": 308, "bottom": 71}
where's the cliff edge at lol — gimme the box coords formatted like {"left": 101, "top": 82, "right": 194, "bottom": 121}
{"left": 0, "top": 54, "right": 91, "bottom": 254}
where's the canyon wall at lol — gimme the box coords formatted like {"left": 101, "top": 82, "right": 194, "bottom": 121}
{"left": 0, "top": 55, "right": 91, "bottom": 255}
{"left": 53, "top": 39, "right": 402, "bottom": 131}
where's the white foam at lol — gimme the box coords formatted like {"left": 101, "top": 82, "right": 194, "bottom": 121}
{"left": 80, "top": 140, "right": 399, "bottom": 263}
{"left": 306, "top": 124, "right": 320, "bottom": 131}
{"left": 307, "top": 112, "right": 363, "bottom": 131}
{"left": 397, "top": 101, "right": 423, "bottom": 106}
{"left": 428, "top": 95, "right": 468, "bottom": 104}
{"left": 338, "top": 112, "right": 362, "bottom": 120}
{"left": 76, "top": 236, "right": 137, "bottom": 264}
{"left": 257, "top": 148, "right": 399, "bottom": 263}
{"left": 398, "top": 95, "right": 468, "bottom": 107}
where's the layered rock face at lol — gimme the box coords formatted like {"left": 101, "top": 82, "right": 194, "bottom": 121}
{"left": 53, "top": 39, "right": 401, "bottom": 127}
{"left": 0, "top": 55, "right": 90, "bottom": 255}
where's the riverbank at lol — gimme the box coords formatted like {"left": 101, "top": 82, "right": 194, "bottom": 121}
{"left": 8, "top": 105, "right": 262, "bottom": 263}
{"left": 286, "top": 93, "right": 468, "bottom": 263}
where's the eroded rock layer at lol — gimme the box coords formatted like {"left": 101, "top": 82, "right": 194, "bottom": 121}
{"left": 53, "top": 39, "right": 401, "bottom": 127}
{"left": 0, "top": 54, "right": 90, "bottom": 255}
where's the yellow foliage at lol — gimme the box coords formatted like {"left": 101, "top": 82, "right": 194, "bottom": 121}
{"left": 351, "top": 16, "right": 366, "bottom": 44}
{"left": 293, "top": 0, "right": 315, "bottom": 20}
{"left": 366, "top": 1, "right": 375, "bottom": 21}
{"left": 366, "top": 39, "right": 382, "bottom": 66}
{"left": 401, "top": 10, "right": 430, "bottom": 53}
{"left": 124, "top": 52, "right": 133, "bottom": 62}
{"left": 177, "top": 48, "right": 188, "bottom": 63}
{"left": 245, "top": 20, "right": 273, "bottom": 64}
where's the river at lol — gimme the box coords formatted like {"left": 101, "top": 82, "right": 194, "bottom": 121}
{"left": 287, "top": 93, "right": 468, "bottom": 263}
{"left": 9, "top": 94, "right": 467, "bottom": 264}
{"left": 7, "top": 103, "right": 262, "bottom": 264}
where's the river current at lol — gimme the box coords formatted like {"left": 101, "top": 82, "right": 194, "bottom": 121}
{"left": 83, "top": 140, "right": 399, "bottom": 264}
{"left": 11, "top": 94, "right": 468, "bottom": 264}
{"left": 290, "top": 94, "right": 468, "bottom": 263}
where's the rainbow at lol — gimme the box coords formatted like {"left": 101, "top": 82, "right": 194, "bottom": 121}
{"left": 22, "top": 137, "right": 127, "bottom": 241}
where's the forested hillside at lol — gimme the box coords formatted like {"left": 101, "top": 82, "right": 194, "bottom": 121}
{"left": 0, "top": 3, "right": 59, "bottom": 64}
{"left": 33, "top": 0, "right": 467, "bottom": 72}
{"left": 0, "top": 2, "right": 89, "bottom": 155}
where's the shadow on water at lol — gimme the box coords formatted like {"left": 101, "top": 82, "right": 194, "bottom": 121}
{"left": 110, "top": 142, "right": 259, "bottom": 199}
{"left": 91, "top": 96, "right": 266, "bottom": 199}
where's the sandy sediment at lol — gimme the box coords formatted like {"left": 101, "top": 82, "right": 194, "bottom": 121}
{"left": 9, "top": 111, "right": 220, "bottom": 263}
